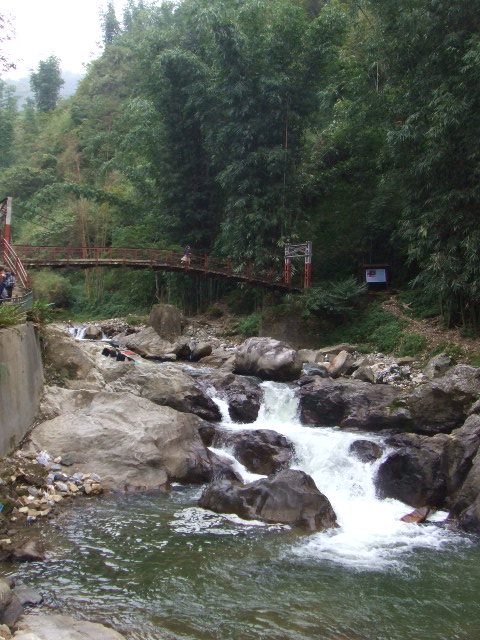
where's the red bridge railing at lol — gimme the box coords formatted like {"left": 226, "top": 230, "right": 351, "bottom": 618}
{"left": 13, "top": 245, "right": 301, "bottom": 291}
{"left": 2, "top": 239, "right": 30, "bottom": 289}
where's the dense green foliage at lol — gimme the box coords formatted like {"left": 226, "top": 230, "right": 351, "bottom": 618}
{"left": 0, "top": 0, "right": 479, "bottom": 329}
{"left": 30, "top": 56, "right": 64, "bottom": 112}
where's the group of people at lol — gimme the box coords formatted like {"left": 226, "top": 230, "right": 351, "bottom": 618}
{"left": 0, "top": 268, "right": 16, "bottom": 302}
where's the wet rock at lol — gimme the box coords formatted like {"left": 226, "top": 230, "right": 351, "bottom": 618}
{"left": 13, "top": 584, "right": 43, "bottom": 606}
{"left": 298, "top": 377, "right": 410, "bottom": 430}
{"left": 199, "top": 469, "right": 337, "bottom": 531}
{"left": 209, "top": 374, "right": 263, "bottom": 423}
{"left": 83, "top": 325, "right": 103, "bottom": 340}
{"left": 198, "top": 424, "right": 216, "bottom": 447}
{"left": 349, "top": 440, "right": 383, "bottom": 463}
{"left": 0, "top": 595, "right": 23, "bottom": 626}
{"left": 208, "top": 451, "right": 242, "bottom": 482}
{"left": 215, "top": 429, "right": 294, "bottom": 475}
{"left": 149, "top": 304, "right": 186, "bottom": 341}
{"left": 375, "top": 434, "right": 451, "bottom": 508}
{"left": 400, "top": 506, "right": 432, "bottom": 524}
{"left": 423, "top": 353, "right": 453, "bottom": 380}
{"left": 12, "top": 538, "right": 45, "bottom": 562}
{"left": 456, "top": 494, "right": 480, "bottom": 533}
{"left": 234, "top": 337, "right": 302, "bottom": 382}
{"left": 13, "top": 613, "right": 127, "bottom": 639}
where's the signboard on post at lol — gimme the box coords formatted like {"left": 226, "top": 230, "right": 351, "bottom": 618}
{"left": 363, "top": 264, "right": 390, "bottom": 290}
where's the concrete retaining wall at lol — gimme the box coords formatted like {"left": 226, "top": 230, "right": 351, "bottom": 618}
{"left": 0, "top": 324, "right": 44, "bottom": 455}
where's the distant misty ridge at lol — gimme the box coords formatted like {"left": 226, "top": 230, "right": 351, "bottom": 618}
{"left": 6, "top": 70, "right": 83, "bottom": 107}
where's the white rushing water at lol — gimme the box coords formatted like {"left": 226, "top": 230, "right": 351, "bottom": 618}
{"left": 210, "top": 381, "right": 467, "bottom": 571}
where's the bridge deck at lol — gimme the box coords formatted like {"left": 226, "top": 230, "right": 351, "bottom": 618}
{"left": 13, "top": 246, "right": 301, "bottom": 292}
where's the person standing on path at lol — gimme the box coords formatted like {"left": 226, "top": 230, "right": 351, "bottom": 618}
{"left": 5, "top": 271, "right": 15, "bottom": 299}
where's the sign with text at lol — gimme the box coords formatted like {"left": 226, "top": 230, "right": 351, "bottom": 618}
{"left": 365, "top": 268, "right": 387, "bottom": 283}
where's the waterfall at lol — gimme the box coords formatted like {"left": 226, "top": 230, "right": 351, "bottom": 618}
{"left": 68, "top": 325, "right": 107, "bottom": 341}
{"left": 210, "top": 381, "right": 466, "bottom": 570}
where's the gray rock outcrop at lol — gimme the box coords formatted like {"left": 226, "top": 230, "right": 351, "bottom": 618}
{"left": 209, "top": 373, "right": 263, "bottom": 423}
{"left": 214, "top": 429, "right": 294, "bottom": 475}
{"left": 376, "top": 414, "right": 480, "bottom": 510}
{"left": 234, "top": 337, "right": 302, "bottom": 381}
{"left": 116, "top": 326, "right": 176, "bottom": 360}
{"left": 404, "top": 365, "right": 480, "bottom": 434}
{"left": 298, "top": 377, "right": 409, "bottom": 430}
{"left": 199, "top": 469, "right": 337, "bottom": 531}
{"left": 27, "top": 391, "right": 213, "bottom": 490}
{"left": 105, "top": 362, "right": 221, "bottom": 421}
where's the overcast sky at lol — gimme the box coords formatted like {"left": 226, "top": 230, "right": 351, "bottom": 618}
{"left": 1, "top": 0, "right": 129, "bottom": 79}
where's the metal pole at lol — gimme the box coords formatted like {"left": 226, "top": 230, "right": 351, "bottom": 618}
{"left": 4, "top": 197, "right": 12, "bottom": 246}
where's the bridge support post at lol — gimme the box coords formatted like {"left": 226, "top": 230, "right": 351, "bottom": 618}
{"left": 284, "top": 257, "right": 292, "bottom": 287}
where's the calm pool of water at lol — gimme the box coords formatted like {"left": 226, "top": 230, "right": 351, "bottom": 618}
{"left": 4, "top": 487, "right": 479, "bottom": 640}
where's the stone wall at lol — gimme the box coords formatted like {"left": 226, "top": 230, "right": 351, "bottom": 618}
{"left": 0, "top": 324, "right": 44, "bottom": 455}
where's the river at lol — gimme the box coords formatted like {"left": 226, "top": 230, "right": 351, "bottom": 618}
{"left": 6, "top": 381, "right": 480, "bottom": 639}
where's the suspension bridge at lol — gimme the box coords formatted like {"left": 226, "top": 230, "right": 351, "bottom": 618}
{"left": 0, "top": 197, "right": 313, "bottom": 306}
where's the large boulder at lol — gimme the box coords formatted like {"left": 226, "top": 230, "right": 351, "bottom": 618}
{"left": 105, "top": 362, "right": 221, "bottom": 422}
{"left": 116, "top": 327, "right": 176, "bottom": 360}
{"left": 298, "top": 377, "right": 410, "bottom": 430}
{"left": 149, "top": 304, "right": 186, "bottom": 341}
{"left": 375, "top": 434, "right": 450, "bottom": 508}
{"left": 376, "top": 414, "right": 480, "bottom": 509}
{"left": 26, "top": 391, "right": 213, "bottom": 490}
{"left": 349, "top": 440, "right": 383, "bottom": 463}
{"left": 214, "top": 429, "right": 294, "bottom": 475}
{"left": 233, "top": 337, "right": 302, "bottom": 382}
{"left": 209, "top": 373, "right": 263, "bottom": 423}
{"left": 403, "top": 365, "right": 480, "bottom": 434}
{"left": 199, "top": 469, "right": 337, "bottom": 531}
{"left": 327, "top": 350, "right": 355, "bottom": 378}
{"left": 13, "top": 614, "right": 126, "bottom": 639}
{"left": 83, "top": 325, "right": 103, "bottom": 340}
{"left": 42, "top": 326, "right": 96, "bottom": 381}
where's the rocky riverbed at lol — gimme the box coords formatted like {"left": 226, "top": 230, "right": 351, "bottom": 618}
{"left": 2, "top": 303, "right": 480, "bottom": 638}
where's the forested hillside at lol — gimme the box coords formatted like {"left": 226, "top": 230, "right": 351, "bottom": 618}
{"left": 0, "top": 0, "right": 479, "bottom": 328}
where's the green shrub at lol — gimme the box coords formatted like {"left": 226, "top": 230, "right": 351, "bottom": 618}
{"left": 301, "top": 277, "right": 367, "bottom": 319}
{"left": 431, "top": 342, "right": 464, "bottom": 361}
{"left": 237, "top": 313, "right": 261, "bottom": 337}
{"left": 125, "top": 313, "right": 148, "bottom": 327}
{"left": 31, "top": 270, "right": 72, "bottom": 307}
{"left": 26, "top": 300, "right": 55, "bottom": 325}
{"left": 0, "top": 304, "right": 26, "bottom": 327}
{"left": 370, "top": 322, "right": 403, "bottom": 353}
{"left": 397, "top": 332, "right": 427, "bottom": 357}
{"left": 397, "top": 289, "right": 441, "bottom": 319}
